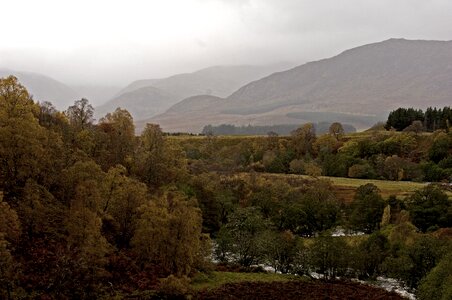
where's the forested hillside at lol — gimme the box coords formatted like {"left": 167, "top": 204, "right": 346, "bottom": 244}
{"left": 0, "top": 76, "right": 451, "bottom": 299}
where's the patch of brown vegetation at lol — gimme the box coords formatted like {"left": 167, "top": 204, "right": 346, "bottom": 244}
{"left": 332, "top": 186, "right": 356, "bottom": 204}
{"left": 195, "top": 280, "right": 405, "bottom": 300}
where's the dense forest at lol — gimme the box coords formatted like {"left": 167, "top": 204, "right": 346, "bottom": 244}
{"left": 386, "top": 107, "right": 452, "bottom": 132}
{"left": 0, "top": 76, "right": 451, "bottom": 299}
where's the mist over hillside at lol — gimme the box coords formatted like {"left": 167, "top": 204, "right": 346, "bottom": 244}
{"left": 148, "top": 39, "right": 452, "bottom": 133}
{"left": 0, "top": 69, "right": 80, "bottom": 110}
{"left": 2, "top": 39, "right": 452, "bottom": 134}
{"left": 71, "top": 85, "right": 121, "bottom": 107}
{"left": 0, "top": 69, "right": 122, "bottom": 111}
{"left": 96, "top": 63, "right": 293, "bottom": 121}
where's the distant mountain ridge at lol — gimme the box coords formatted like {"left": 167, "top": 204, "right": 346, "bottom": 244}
{"left": 70, "top": 85, "right": 121, "bottom": 107}
{"left": 148, "top": 38, "right": 452, "bottom": 133}
{"left": 0, "top": 68, "right": 80, "bottom": 110}
{"left": 99, "top": 86, "right": 178, "bottom": 121}
{"left": 96, "top": 63, "right": 293, "bottom": 121}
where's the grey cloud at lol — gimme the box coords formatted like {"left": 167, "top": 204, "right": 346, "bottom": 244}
{"left": 1, "top": 0, "right": 451, "bottom": 86}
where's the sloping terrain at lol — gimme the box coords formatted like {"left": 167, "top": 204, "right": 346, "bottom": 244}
{"left": 71, "top": 85, "right": 120, "bottom": 107}
{"left": 99, "top": 64, "right": 291, "bottom": 121}
{"left": 224, "top": 38, "right": 452, "bottom": 114}
{"left": 149, "top": 39, "right": 452, "bottom": 133}
{"left": 0, "top": 68, "right": 80, "bottom": 110}
{"left": 97, "top": 86, "right": 178, "bottom": 121}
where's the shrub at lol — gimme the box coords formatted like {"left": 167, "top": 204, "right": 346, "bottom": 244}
{"left": 158, "top": 275, "right": 192, "bottom": 299}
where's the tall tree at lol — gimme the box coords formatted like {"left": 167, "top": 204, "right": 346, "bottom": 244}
{"left": 352, "top": 232, "right": 389, "bottom": 279}
{"left": 132, "top": 191, "right": 206, "bottom": 276}
{"left": 102, "top": 166, "right": 148, "bottom": 248}
{"left": 215, "top": 207, "right": 268, "bottom": 267}
{"left": 134, "top": 123, "right": 187, "bottom": 187}
{"left": 65, "top": 98, "right": 94, "bottom": 130}
{"left": 406, "top": 185, "right": 451, "bottom": 232}
{"left": 308, "top": 235, "right": 349, "bottom": 280}
{"left": 329, "top": 122, "right": 344, "bottom": 140}
{"left": 98, "top": 108, "right": 136, "bottom": 168}
{"left": 292, "top": 123, "right": 316, "bottom": 157}
{"left": 135, "top": 124, "right": 166, "bottom": 187}
{"left": 0, "top": 76, "right": 47, "bottom": 198}
{"left": 65, "top": 203, "right": 111, "bottom": 298}
{"left": 299, "top": 180, "right": 340, "bottom": 236}
{"left": 348, "top": 183, "right": 385, "bottom": 233}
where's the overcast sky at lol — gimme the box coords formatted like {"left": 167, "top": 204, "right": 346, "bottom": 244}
{"left": 1, "top": 0, "right": 452, "bottom": 86}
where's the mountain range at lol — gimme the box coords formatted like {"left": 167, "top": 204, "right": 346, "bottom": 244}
{"left": 0, "top": 69, "right": 120, "bottom": 110}
{"left": 0, "top": 69, "right": 80, "bottom": 110}
{"left": 2, "top": 38, "right": 452, "bottom": 134}
{"left": 95, "top": 64, "right": 293, "bottom": 120}
{"left": 146, "top": 38, "right": 452, "bottom": 133}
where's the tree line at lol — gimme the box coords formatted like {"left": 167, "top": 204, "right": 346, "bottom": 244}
{"left": 386, "top": 106, "right": 451, "bottom": 132}
{"left": 201, "top": 122, "right": 356, "bottom": 136}
{"left": 178, "top": 121, "right": 452, "bottom": 182}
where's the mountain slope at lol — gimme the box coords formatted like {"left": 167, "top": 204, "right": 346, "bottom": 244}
{"left": 71, "top": 85, "right": 121, "bottom": 107}
{"left": 115, "top": 79, "right": 160, "bottom": 96}
{"left": 224, "top": 38, "right": 452, "bottom": 114}
{"left": 98, "top": 64, "right": 292, "bottom": 120}
{"left": 0, "top": 69, "right": 80, "bottom": 110}
{"left": 137, "top": 95, "right": 224, "bottom": 133}
{"left": 97, "top": 86, "right": 178, "bottom": 121}
{"left": 149, "top": 39, "right": 452, "bottom": 133}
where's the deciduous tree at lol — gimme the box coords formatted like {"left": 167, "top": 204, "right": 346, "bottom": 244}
{"left": 407, "top": 185, "right": 451, "bottom": 232}
{"left": 292, "top": 123, "right": 316, "bottom": 157}
{"left": 102, "top": 165, "right": 148, "bottom": 247}
{"left": 329, "top": 122, "right": 344, "bottom": 140}
{"left": 98, "top": 108, "right": 136, "bottom": 168}
{"left": 348, "top": 184, "right": 385, "bottom": 233}
{"left": 132, "top": 191, "right": 205, "bottom": 276}
{"left": 65, "top": 98, "right": 94, "bottom": 130}
{"left": 0, "top": 76, "right": 47, "bottom": 198}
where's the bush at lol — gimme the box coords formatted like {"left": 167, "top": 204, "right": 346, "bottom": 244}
{"left": 417, "top": 253, "right": 452, "bottom": 300}
{"left": 158, "top": 275, "right": 192, "bottom": 299}
{"left": 302, "top": 161, "right": 322, "bottom": 177}
{"left": 289, "top": 159, "right": 304, "bottom": 174}
{"left": 348, "top": 163, "right": 376, "bottom": 179}
{"left": 406, "top": 185, "right": 451, "bottom": 232}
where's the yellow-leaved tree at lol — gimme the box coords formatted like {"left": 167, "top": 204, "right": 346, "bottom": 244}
{"left": 102, "top": 165, "right": 148, "bottom": 248}
{"left": 0, "top": 76, "right": 47, "bottom": 198}
{"left": 134, "top": 123, "right": 187, "bottom": 188}
{"left": 132, "top": 191, "right": 208, "bottom": 277}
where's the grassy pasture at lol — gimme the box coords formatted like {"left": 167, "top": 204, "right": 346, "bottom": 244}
{"left": 238, "top": 172, "right": 434, "bottom": 203}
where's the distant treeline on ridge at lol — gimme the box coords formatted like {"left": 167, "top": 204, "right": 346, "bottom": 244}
{"left": 202, "top": 122, "right": 357, "bottom": 136}
{"left": 386, "top": 106, "right": 451, "bottom": 131}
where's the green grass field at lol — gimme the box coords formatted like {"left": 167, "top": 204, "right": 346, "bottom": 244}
{"left": 243, "top": 172, "right": 452, "bottom": 200}
{"left": 320, "top": 175, "right": 426, "bottom": 192}
{"left": 303, "top": 174, "right": 450, "bottom": 198}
